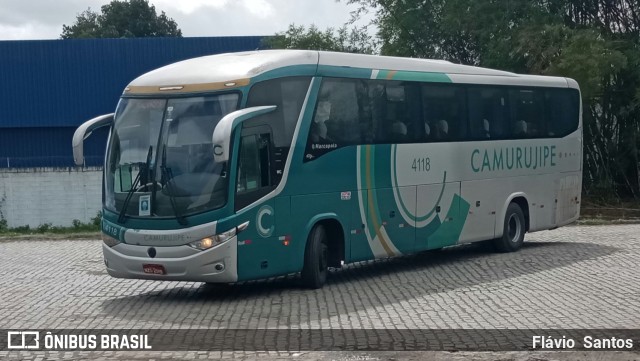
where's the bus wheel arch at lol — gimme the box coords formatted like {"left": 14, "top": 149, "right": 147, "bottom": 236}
{"left": 510, "top": 196, "right": 530, "bottom": 232}
{"left": 301, "top": 216, "right": 345, "bottom": 288}
{"left": 493, "top": 195, "right": 529, "bottom": 253}
{"left": 496, "top": 193, "right": 530, "bottom": 236}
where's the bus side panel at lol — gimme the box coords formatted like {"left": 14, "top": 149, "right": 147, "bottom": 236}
{"left": 349, "top": 189, "right": 374, "bottom": 262}
{"left": 489, "top": 173, "right": 555, "bottom": 237}
{"left": 554, "top": 171, "right": 582, "bottom": 226}
{"left": 236, "top": 198, "right": 299, "bottom": 281}
{"left": 289, "top": 192, "right": 351, "bottom": 272}
{"left": 531, "top": 173, "right": 559, "bottom": 231}
{"left": 361, "top": 144, "right": 416, "bottom": 257}
{"left": 459, "top": 179, "right": 498, "bottom": 243}
{"left": 415, "top": 181, "right": 465, "bottom": 250}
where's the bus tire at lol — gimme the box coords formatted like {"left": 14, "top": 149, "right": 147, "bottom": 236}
{"left": 493, "top": 202, "right": 525, "bottom": 252}
{"left": 301, "top": 224, "right": 329, "bottom": 289}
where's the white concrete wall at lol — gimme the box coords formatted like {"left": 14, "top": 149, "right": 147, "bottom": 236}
{"left": 0, "top": 167, "right": 102, "bottom": 228}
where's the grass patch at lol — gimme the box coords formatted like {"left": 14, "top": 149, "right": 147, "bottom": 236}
{"left": 0, "top": 212, "right": 101, "bottom": 240}
{"left": 579, "top": 196, "right": 640, "bottom": 224}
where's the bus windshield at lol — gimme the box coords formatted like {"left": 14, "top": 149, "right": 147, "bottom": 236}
{"left": 105, "top": 94, "right": 240, "bottom": 219}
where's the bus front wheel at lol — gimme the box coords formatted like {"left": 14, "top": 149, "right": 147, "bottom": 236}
{"left": 493, "top": 203, "right": 525, "bottom": 252}
{"left": 301, "top": 224, "right": 329, "bottom": 289}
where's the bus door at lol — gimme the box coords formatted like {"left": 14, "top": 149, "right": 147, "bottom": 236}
{"left": 235, "top": 125, "right": 292, "bottom": 279}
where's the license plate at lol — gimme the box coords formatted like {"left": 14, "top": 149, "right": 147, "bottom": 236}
{"left": 143, "top": 264, "right": 166, "bottom": 275}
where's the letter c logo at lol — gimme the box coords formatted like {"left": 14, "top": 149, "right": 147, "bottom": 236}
{"left": 213, "top": 144, "right": 224, "bottom": 156}
{"left": 256, "top": 205, "right": 274, "bottom": 238}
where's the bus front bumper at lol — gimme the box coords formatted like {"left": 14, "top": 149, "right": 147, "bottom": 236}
{"left": 102, "top": 237, "right": 238, "bottom": 283}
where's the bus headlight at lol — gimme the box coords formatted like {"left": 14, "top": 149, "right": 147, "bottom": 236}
{"left": 188, "top": 221, "right": 250, "bottom": 251}
{"left": 102, "top": 233, "right": 121, "bottom": 248}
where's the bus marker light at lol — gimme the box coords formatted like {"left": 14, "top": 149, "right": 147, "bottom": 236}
{"left": 224, "top": 82, "right": 237, "bottom": 87}
{"left": 159, "top": 86, "right": 184, "bottom": 91}
{"left": 279, "top": 235, "right": 291, "bottom": 246}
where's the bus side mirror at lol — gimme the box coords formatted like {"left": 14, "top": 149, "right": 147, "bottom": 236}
{"left": 72, "top": 113, "right": 114, "bottom": 166}
{"left": 212, "top": 105, "right": 277, "bottom": 163}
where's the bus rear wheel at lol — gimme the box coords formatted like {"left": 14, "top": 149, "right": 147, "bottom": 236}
{"left": 301, "top": 224, "right": 329, "bottom": 289}
{"left": 493, "top": 203, "right": 525, "bottom": 252}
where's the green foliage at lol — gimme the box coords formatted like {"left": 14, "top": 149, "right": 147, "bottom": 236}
{"left": 347, "top": 0, "right": 640, "bottom": 198}
{"left": 61, "top": 0, "right": 182, "bottom": 39}
{"left": 37, "top": 223, "right": 52, "bottom": 233}
{"left": 11, "top": 225, "right": 31, "bottom": 233}
{"left": 264, "top": 24, "right": 376, "bottom": 54}
{"left": 91, "top": 211, "right": 103, "bottom": 227}
{"left": 0, "top": 218, "right": 100, "bottom": 235}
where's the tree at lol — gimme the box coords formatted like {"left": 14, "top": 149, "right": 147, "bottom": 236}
{"left": 264, "top": 24, "right": 376, "bottom": 54}
{"left": 61, "top": 0, "right": 182, "bottom": 39}
{"left": 347, "top": 0, "right": 640, "bottom": 198}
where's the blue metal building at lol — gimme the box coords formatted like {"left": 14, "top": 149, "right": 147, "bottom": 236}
{"left": 0, "top": 36, "right": 264, "bottom": 168}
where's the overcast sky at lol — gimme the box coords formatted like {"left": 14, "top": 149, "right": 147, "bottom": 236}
{"left": 0, "top": 0, "right": 375, "bottom": 40}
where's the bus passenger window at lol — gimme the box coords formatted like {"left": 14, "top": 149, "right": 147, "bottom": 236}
{"left": 422, "top": 84, "right": 465, "bottom": 142}
{"left": 545, "top": 89, "right": 580, "bottom": 137}
{"left": 468, "top": 87, "right": 508, "bottom": 140}
{"left": 304, "top": 79, "right": 361, "bottom": 160}
{"left": 246, "top": 76, "right": 311, "bottom": 182}
{"left": 510, "top": 89, "right": 545, "bottom": 138}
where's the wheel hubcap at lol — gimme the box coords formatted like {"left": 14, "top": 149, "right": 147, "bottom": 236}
{"left": 508, "top": 214, "right": 522, "bottom": 243}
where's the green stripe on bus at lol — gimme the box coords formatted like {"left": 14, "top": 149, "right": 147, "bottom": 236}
{"left": 317, "top": 65, "right": 375, "bottom": 79}
{"left": 377, "top": 70, "right": 452, "bottom": 83}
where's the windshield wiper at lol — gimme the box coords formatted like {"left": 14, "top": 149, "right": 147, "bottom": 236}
{"left": 118, "top": 146, "right": 152, "bottom": 224}
{"left": 161, "top": 145, "right": 188, "bottom": 226}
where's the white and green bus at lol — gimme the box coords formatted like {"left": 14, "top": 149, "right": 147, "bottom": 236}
{"left": 73, "top": 50, "right": 582, "bottom": 288}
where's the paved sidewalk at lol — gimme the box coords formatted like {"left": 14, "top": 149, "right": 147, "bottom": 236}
{"left": 1, "top": 225, "right": 639, "bottom": 359}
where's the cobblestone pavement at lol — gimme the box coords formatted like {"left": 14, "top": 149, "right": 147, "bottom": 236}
{"left": 1, "top": 224, "right": 639, "bottom": 360}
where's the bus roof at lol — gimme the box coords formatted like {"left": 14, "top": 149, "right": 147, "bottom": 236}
{"left": 125, "top": 50, "right": 576, "bottom": 94}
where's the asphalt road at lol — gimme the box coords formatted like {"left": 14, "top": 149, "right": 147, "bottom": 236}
{"left": 1, "top": 224, "right": 639, "bottom": 360}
